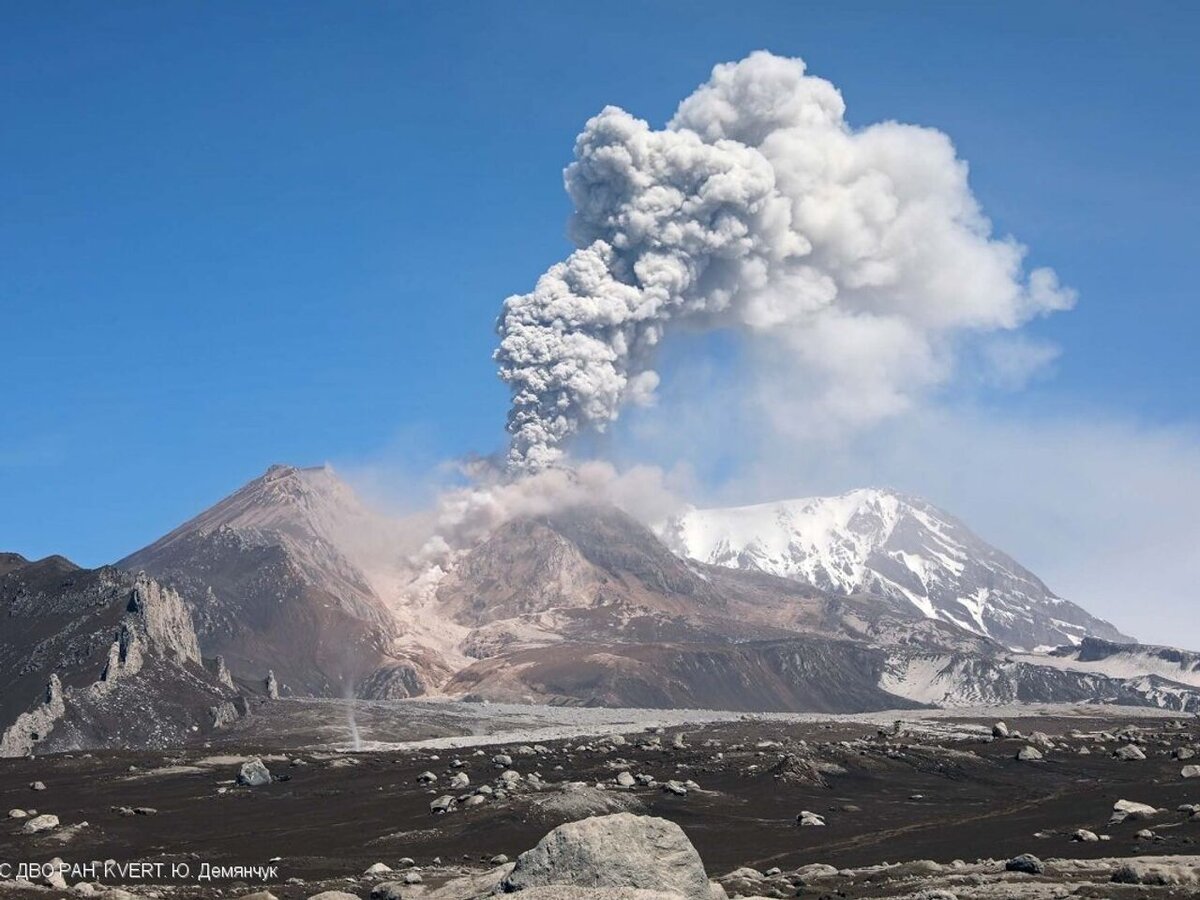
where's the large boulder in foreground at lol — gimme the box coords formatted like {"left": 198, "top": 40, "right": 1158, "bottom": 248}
{"left": 500, "top": 813, "right": 711, "bottom": 897}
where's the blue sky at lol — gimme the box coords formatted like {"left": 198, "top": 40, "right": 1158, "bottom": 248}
{"left": 2, "top": 1, "right": 1197, "bottom": 572}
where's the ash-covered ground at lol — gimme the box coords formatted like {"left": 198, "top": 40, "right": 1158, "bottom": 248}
{"left": 2, "top": 701, "right": 1199, "bottom": 898}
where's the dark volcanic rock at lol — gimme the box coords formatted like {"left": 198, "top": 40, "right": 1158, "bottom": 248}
{"left": 446, "top": 637, "right": 927, "bottom": 712}
{"left": 0, "top": 559, "right": 237, "bottom": 755}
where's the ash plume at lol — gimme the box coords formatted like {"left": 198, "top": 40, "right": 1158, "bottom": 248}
{"left": 496, "top": 51, "right": 1075, "bottom": 472}
{"left": 412, "top": 460, "right": 683, "bottom": 567}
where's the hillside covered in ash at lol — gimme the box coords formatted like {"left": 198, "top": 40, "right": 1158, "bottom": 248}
{"left": 0, "top": 553, "right": 245, "bottom": 756}
{"left": 2, "top": 463, "right": 1196, "bottom": 755}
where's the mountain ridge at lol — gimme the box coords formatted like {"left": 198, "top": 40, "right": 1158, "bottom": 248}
{"left": 665, "top": 488, "right": 1131, "bottom": 651}
{"left": 80, "top": 464, "right": 1196, "bottom": 718}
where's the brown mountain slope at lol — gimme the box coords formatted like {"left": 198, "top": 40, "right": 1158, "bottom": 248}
{"left": 121, "top": 465, "right": 441, "bottom": 697}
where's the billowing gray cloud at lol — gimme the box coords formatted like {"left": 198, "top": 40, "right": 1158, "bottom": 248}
{"left": 496, "top": 51, "right": 1074, "bottom": 471}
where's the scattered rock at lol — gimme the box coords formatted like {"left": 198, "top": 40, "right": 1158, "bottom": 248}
{"left": 1016, "top": 746, "right": 1043, "bottom": 761}
{"left": 369, "top": 884, "right": 404, "bottom": 900}
{"left": 614, "top": 772, "right": 635, "bottom": 788}
{"left": 30, "top": 781, "right": 46, "bottom": 791}
{"left": 500, "top": 812, "right": 711, "bottom": 898}
{"left": 430, "top": 795, "right": 456, "bottom": 814}
{"left": 796, "top": 811, "right": 826, "bottom": 827}
{"left": 1182, "top": 764, "right": 1200, "bottom": 778}
{"left": 363, "top": 863, "right": 392, "bottom": 876}
{"left": 1072, "top": 829, "right": 1099, "bottom": 842}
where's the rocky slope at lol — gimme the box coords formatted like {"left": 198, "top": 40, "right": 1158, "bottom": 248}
{"left": 0, "top": 554, "right": 242, "bottom": 756}
{"left": 121, "top": 464, "right": 443, "bottom": 698}
{"left": 666, "top": 489, "right": 1131, "bottom": 651}
{"left": 91, "top": 465, "right": 1200, "bottom": 715}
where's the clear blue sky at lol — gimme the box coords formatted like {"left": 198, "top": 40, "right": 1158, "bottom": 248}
{"left": 2, "top": 1, "right": 1197, "bottom": 566}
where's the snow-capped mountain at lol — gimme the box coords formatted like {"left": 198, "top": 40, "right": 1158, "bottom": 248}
{"left": 665, "top": 488, "right": 1131, "bottom": 651}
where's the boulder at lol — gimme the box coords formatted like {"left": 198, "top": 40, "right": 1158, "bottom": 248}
{"left": 1112, "top": 860, "right": 1200, "bottom": 886}
{"left": 306, "top": 893, "right": 359, "bottom": 900}
{"left": 1005, "top": 853, "right": 1044, "bottom": 875}
{"left": 430, "top": 795, "right": 456, "bottom": 814}
{"left": 1110, "top": 799, "right": 1159, "bottom": 824}
{"left": 369, "top": 884, "right": 405, "bottom": 900}
{"left": 1182, "top": 765, "right": 1200, "bottom": 778}
{"left": 500, "top": 813, "right": 711, "bottom": 897}
{"left": 21, "top": 813, "right": 59, "bottom": 834}
{"left": 237, "top": 759, "right": 272, "bottom": 787}
{"left": 991, "top": 722, "right": 1009, "bottom": 738}
{"left": 1028, "top": 731, "right": 1053, "bottom": 750}
{"left": 1114, "top": 744, "right": 1146, "bottom": 761}
{"left": 1016, "top": 746, "right": 1043, "bottom": 761}
{"left": 793, "top": 863, "right": 838, "bottom": 882}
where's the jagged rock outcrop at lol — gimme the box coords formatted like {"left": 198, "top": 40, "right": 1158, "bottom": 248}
{"left": 0, "top": 675, "right": 65, "bottom": 757}
{"left": 0, "top": 555, "right": 241, "bottom": 756}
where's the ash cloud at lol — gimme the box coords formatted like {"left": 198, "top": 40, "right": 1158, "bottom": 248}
{"left": 496, "top": 51, "right": 1074, "bottom": 471}
{"left": 413, "top": 460, "right": 686, "bottom": 566}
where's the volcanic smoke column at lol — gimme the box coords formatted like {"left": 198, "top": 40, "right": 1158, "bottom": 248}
{"left": 495, "top": 52, "right": 1074, "bottom": 472}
